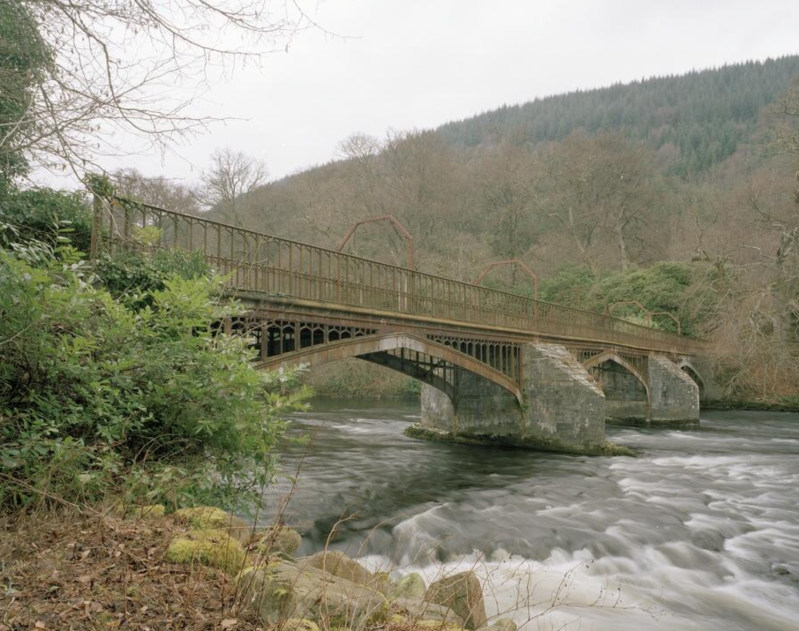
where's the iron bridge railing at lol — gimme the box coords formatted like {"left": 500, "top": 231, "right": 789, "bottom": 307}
{"left": 91, "top": 196, "right": 702, "bottom": 355}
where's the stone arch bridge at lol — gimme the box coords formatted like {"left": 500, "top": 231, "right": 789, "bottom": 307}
{"left": 92, "top": 196, "right": 708, "bottom": 453}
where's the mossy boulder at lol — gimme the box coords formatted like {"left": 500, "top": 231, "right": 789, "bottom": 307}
{"left": 128, "top": 504, "right": 165, "bottom": 519}
{"left": 172, "top": 506, "right": 253, "bottom": 545}
{"left": 257, "top": 525, "right": 303, "bottom": 557}
{"left": 305, "top": 550, "right": 373, "bottom": 586}
{"left": 418, "top": 621, "right": 463, "bottom": 631}
{"left": 390, "top": 572, "right": 426, "bottom": 600}
{"left": 166, "top": 528, "right": 247, "bottom": 575}
{"left": 425, "top": 571, "right": 487, "bottom": 630}
{"left": 390, "top": 597, "right": 461, "bottom": 625}
{"left": 237, "top": 559, "right": 389, "bottom": 627}
{"left": 483, "top": 619, "right": 517, "bottom": 631}
{"left": 281, "top": 618, "right": 320, "bottom": 631}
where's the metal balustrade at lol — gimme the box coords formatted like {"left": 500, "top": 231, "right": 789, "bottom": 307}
{"left": 91, "top": 195, "right": 703, "bottom": 355}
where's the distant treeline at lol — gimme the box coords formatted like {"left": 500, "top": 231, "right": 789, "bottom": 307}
{"left": 437, "top": 56, "right": 799, "bottom": 175}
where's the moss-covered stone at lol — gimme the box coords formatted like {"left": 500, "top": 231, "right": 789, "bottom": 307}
{"left": 305, "top": 550, "right": 373, "bottom": 586}
{"left": 390, "top": 572, "right": 426, "bottom": 600}
{"left": 390, "top": 598, "right": 460, "bottom": 625}
{"left": 172, "top": 506, "right": 253, "bottom": 544}
{"left": 486, "top": 619, "right": 517, "bottom": 631}
{"left": 126, "top": 504, "right": 165, "bottom": 519}
{"left": 280, "top": 618, "right": 320, "bottom": 631}
{"left": 418, "top": 621, "right": 463, "bottom": 631}
{"left": 257, "top": 525, "right": 302, "bottom": 557}
{"left": 237, "top": 560, "right": 389, "bottom": 627}
{"left": 166, "top": 528, "right": 247, "bottom": 575}
{"left": 425, "top": 571, "right": 487, "bottom": 630}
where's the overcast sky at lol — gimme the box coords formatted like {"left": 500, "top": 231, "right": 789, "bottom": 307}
{"left": 83, "top": 0, "right": 799, "bottom": 187}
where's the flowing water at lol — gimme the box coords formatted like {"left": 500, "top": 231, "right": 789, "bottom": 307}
{"left": 263, "top": 399, "right": 799, "bottom": 631}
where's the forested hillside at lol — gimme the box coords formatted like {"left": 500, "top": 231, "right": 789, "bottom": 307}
{"left": 142, "top": 58, "right": 799, "bottom": 403}
{"left": 438, "top": 57, "right": 799, "bottom": 175}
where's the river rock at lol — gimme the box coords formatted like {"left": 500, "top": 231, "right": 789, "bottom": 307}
{"left": 172, "top": 506, "right": 253, "bottom": 545}
{"left": 166, "top": 528, "right": 247, "bottom": 575}
{"left": 237, "top": 560, "right": 389, "bottom": 627}
{"left": 390, "top": 572, "right": 427, "bottom": 600}
{"left": 480, "top": 619, "right": 517, "bottom": 631}
{"left": 280, "top": 618, "right": 320, "bottom": 631}
{"left": 424, "top": 571, "right": 487, "bottom": 630}
{"left": 128, "top": 504, "right": 165, "bottom": 520}
{"left": 390, "top": 597, "right": 461, "bottom": 624}
{"left": 258, "top": 525, "right": 303, "bottom": 556}
{"left": 305, "top": 550, "right": 374, "bottom": 585}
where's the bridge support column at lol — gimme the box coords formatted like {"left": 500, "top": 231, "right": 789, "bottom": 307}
{"left": 420, "top": 371, "right": 522, "bottom": 436}
{"left": 648, "top": 355, "right": 700, "bottom": 425}
{"left": 413, "top": 343, "right": 612, "bottom": 454}
{"left": 523, "top": 343, "right": 606, "bottom": 449}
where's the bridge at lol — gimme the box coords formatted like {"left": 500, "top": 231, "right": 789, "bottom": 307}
{"left": 91, "top": 195, "right": 707, "bottom": 454}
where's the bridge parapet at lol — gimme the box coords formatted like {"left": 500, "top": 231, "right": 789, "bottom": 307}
{"left": 92, "top": 195, "right": 703, "bottom": 357}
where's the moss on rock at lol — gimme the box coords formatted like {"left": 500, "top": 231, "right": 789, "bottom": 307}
{"left": 257, "top": 525, "right": 302, "bottom": 557}
{"left": 172, "top": 506, "right": 253, "bottom": 544}
{"left": 281, "top": 618, "right": 321, "bottom": 631}
{"left": 391, "top": 572, "right": 426, "bottom": 600}
{"left": 166, "top": 528, "right": 247, "bottom": 575}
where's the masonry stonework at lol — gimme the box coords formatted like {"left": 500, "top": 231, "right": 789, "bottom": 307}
{"left": 417, "top": 343, "right": 607, "bottom": 453}
{"left": 648, "top": 355, "right": 700, "bottom": 425}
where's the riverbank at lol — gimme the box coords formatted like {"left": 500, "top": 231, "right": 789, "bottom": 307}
{"left": 0, "top": 505, "right": 261, "bottom": 630}
{"left": 702, "top": 397, "right": 799, "bottom": 412}
{"left": 0, "top": 503, "right": 512, "bottom": 631}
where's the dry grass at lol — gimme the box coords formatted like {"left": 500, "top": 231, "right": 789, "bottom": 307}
{"left": 0, "top": 506, "right": 262, "bottom": 631}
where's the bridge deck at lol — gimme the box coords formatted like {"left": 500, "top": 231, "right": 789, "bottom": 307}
{"left": 91, "top": 195, "right": 703, "bottom": 357}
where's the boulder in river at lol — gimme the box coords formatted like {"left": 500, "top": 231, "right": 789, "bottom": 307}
{"left": 425, "top": 571, "right": 487, "bottom": 630}
{"left": 391, "top": 572, "right": 427, "bottom": 600}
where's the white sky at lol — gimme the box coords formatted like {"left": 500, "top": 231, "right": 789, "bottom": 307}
{"left": 44, "top": 0, "right": 799, "bottom": 188}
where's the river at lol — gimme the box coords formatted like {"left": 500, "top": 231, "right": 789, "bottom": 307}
{"left": 263, "top": 399, "right": 799, "bottom": 631}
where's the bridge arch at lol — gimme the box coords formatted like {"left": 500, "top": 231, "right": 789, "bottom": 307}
{"left": 582, "top": 351, "right": 650, "bottom": 420}
{"left": 582, "top": 351, "right": 648, "bottom": 393}
{"left": 677, "top": 359, "right": 705, "bottom": 398}
{"left": 256, "top": 332, "right": 523, "bottom": 404}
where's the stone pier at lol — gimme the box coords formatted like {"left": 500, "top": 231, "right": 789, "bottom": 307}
{"left": 412, "top": 345, "right": 701, "bottom": 453}
{"left": 648, "top": 355, "right": 700, "bottom": 425}
{"left": 414, "top": 343, "right": 607, "bottom": 454}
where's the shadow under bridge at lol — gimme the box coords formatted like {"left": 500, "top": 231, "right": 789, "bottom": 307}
{"left": 254, "top": 331, "right": 523, "bottom": 405}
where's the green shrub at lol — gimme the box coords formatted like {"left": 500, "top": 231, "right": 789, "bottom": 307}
{"left": 0, "top": 238, "right": 310, "bottom": 510}
{"left": 0, "top": 188, "right": 92, "bottom": 253}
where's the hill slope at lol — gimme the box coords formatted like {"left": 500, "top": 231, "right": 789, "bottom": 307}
{"left": 437, "top": 56, "right": 799, "bottom": 175}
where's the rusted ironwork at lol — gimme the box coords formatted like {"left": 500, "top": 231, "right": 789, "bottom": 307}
{"left": 337, "top": 215, "right": 414, "bottom": 269}
{"left": 475, "top": 259, "right": 539, "bottom": 323}
{"left": 605, "top": 300, "right": 652, "bottom": 326}
{"left": 475, "top": 259, "right": 539, "bottom": 300}
{"left": 650, "top": 311, "right": 682, "bottom": 336}
{"left": 91, "top": 195, "right": 703, "bottom": 359}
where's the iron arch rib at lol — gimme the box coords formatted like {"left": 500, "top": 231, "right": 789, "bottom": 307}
{"left": 582, "top": 350, "right": 649, "bottom": 396}
{"left": 256, "top": 332, "right": 523, "bottom": 404}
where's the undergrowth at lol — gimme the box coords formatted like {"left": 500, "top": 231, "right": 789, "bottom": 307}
{"left": 0, "top": 189, "right": 310, "bottom": 512}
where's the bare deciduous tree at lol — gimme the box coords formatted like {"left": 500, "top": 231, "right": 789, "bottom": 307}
{"left": 200, "top": 147, "right": 268, "bottom": 225}
{"left": 113, "top": 167, "right": 201, "bottom": 215}
{"left": 2, "top": 0, "right": 315, "bottom": 179}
